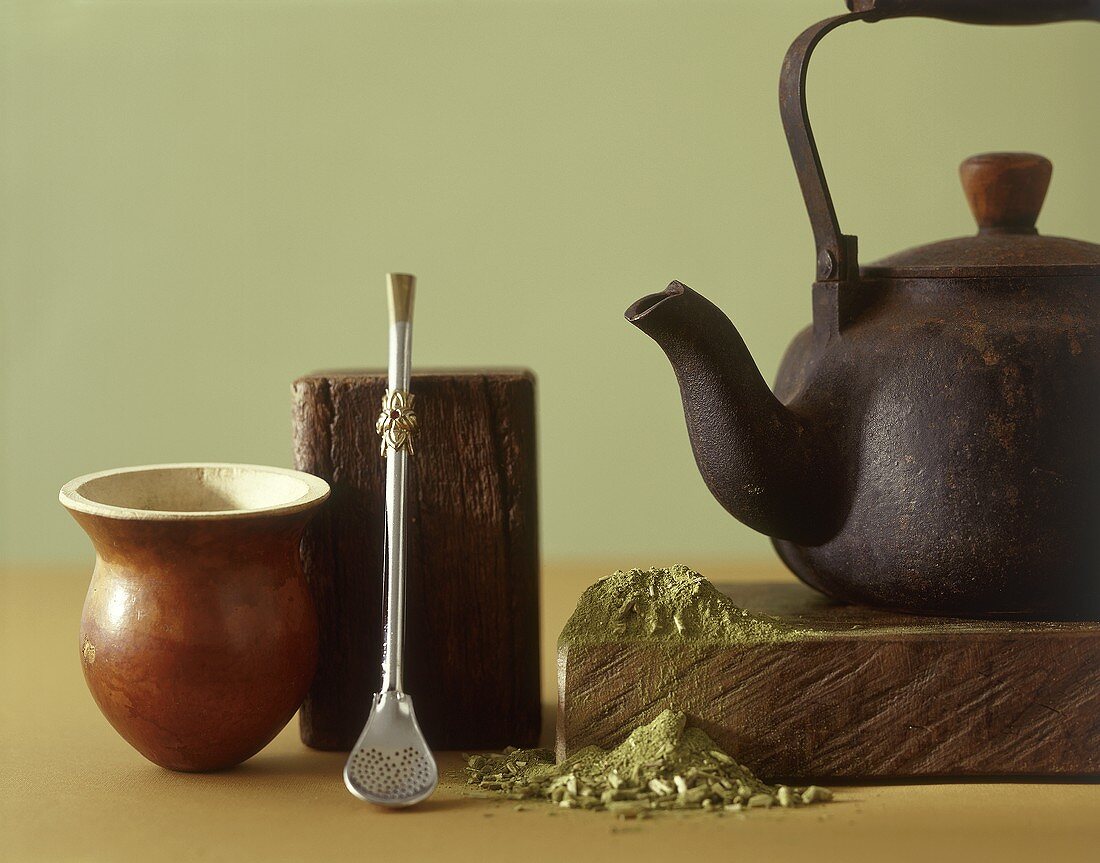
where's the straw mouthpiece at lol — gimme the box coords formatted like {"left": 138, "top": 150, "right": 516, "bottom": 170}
{"left": 387, "top": 273, "right": 416, "bottom": 324}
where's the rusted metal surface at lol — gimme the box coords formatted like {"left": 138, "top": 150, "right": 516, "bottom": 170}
{"left": 771, "top": 271, "right": 1100, "bottom": 618}
{"left": 629, "top": 6, "right": 1100, "bottom": 618}
{"left": 779, "top": 11, "right": 867, "bottom": 285}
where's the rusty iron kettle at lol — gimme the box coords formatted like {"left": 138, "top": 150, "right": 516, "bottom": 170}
{"left": 627, "top": 0, "right": 1100, "bottom": 618}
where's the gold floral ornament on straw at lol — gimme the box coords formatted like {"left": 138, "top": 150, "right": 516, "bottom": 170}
{"left": 376, "top": 389, "right": 418, "bottom": 457}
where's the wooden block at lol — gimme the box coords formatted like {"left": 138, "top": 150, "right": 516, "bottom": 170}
{"left": 557, "top": 580, "right": 1100, "bottom": 778}
{"left": 294, "top": 369, "right": 540, "bottom": 751}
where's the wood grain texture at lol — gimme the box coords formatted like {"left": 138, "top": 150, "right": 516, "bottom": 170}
{"left": 293, "top": 369, "right": 540, "bottom": 751}
{"left": 558, "top": 581, "right": 1100, "bottom": 778}
{"left": 960, "top": 152, "right": 1052, "bottom": 233}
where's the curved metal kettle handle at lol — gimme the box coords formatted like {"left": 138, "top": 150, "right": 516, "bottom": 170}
{"left": 781, "top": 0, "right": 1100, "bottom": 284}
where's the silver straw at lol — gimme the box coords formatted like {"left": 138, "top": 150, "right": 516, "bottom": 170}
{"left": 343, "top": 273, "right": 438, "bottom": 807}
{"left": 382, "top": 275, "right": 412, "bottom": 693}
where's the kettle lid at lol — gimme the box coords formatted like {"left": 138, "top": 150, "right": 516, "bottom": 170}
{"left": 862, "top": 153, "right": 1100, "bottom": 279}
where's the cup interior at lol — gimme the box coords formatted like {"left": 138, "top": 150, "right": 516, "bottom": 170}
{"left": 60, "top": 464, "right": 330, "bottom": 519}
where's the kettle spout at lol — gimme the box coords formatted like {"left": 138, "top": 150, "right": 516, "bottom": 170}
{"left": 626, "top": 281, "right": 842, "bottom": 546}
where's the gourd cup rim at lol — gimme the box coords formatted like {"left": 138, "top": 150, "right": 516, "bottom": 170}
{"left": 59, "top": 463, "right": 330, "bottom": 521}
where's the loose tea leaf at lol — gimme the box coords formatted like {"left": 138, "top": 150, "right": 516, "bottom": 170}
{"left": 471, "top": 566, "right": 833, "bottom": 816}
{"left": 465, "top": 708, "right": 833, "bottom": 815}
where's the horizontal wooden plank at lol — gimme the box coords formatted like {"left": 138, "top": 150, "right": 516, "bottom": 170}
{"left": 558, "top": 581, "right": 1100, "bottom": 778}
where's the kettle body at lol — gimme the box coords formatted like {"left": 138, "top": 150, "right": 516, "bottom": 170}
{"left": 628, "top": 2, "right": 1100, "bottom": 618}
{"left": 773, "top": 274, "right": 1099, "bottom": 616}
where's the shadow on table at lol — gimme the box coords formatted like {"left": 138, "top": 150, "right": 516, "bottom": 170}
{"left": 141, "top": 748, "right": 348, "bottom": 788}
{"left": 148, "top": 748, "right": 489, "bottom": 811}
{"left": 236, "top": 748, "right": 348, "bottom": 779}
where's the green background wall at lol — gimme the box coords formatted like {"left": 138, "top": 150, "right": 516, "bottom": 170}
{"left": 2, "top": 0, "right": 1096, "bottom": 566}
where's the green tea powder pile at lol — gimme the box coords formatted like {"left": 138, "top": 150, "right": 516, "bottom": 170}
{"left": 558, "top": 565, "right": 795, "bottom": 645}
{"left": 465, "top": 709, "right": 832, "bottom": 816}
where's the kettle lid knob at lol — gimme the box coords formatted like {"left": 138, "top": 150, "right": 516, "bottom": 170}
{"left": 960, "top": 152, "right": 1052, "bottom": 235}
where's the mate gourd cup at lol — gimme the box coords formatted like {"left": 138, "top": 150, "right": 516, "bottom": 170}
{"left": 60, "top": 463, "right": 329, "bottom": 771}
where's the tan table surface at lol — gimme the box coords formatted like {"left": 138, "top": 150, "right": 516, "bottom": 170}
{"left": 3, "top": 562, "right": 1098, "bottom": 863}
